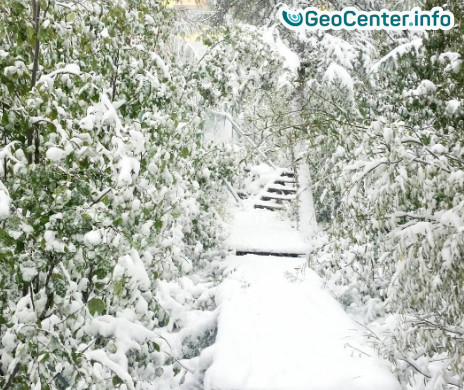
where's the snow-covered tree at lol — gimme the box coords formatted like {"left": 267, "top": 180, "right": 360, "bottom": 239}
{"left": 0, "top": 0, "right": 247, "bottom": 387}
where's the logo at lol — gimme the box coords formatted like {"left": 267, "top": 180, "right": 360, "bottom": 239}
{"left": 282, "top": 10, "right": 304, "bottom": 27}
{"left": 279, "top": 6, "right": 454, "bottom": 31}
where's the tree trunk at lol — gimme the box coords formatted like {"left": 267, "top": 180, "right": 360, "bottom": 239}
{"left": 27, "top": 0, "right": 41, "bottom": 164}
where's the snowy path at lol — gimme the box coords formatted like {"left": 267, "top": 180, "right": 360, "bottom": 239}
{"left": 227, "top": 209, "right": 308, "bottom": 256}
{"left": 203, "top": 205, "right": 400, "bottom": 390}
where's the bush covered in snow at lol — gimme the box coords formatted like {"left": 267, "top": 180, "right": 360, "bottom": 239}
{"left": 0, "top": 0, "right": 253, "bottom": 388}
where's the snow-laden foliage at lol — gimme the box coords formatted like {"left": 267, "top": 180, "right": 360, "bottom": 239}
{"left": 2, "top": 0, "right": 462, "bottom": 387}
{"left": 0, "top": 0, "right": 303, "bottom": 386}
{"left": 298, "top": 1, "right": 463, "bottom": 387}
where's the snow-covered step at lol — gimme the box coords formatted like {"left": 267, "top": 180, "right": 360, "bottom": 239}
{"left": 277, "top": 174, "right": 296, "bottom": 181}
{"left": 237, "top": 191, "right": 248, "bottom": 200}
{"left": 261, "top": 193, "right": 295, "bottom": 202}
{"left": 236, "top": 250, "right": 305, "bottom": 258}
{"left": 254, "top": 201, "right": 285, "bottom": 211}
{"left": 227, "top": 209, "right": 309, "bottom": 256}
{"left": 267, "top": 184, "right": 297, "bottom": 194}
{"left": 280, "top": 171, "right": 296, "bottom": 178}
{"left": 274, "top": 178, "right": 296, "bottom": 185}
{"left": 251, "top": 167, "right": 297, "bottom": 210}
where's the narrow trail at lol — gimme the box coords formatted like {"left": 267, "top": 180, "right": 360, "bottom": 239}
{"left": 202, "top": 167, "right": 401, "bottom": 390}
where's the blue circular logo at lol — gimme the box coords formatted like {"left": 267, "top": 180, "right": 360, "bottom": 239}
{"left": 282, "top": 10, "right": 304, "bottom": 27}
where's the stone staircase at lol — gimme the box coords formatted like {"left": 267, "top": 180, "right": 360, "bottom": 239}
{"left": 254, "top": 170, "right": 297, "bottom": 211}
{"left": 228, "top": 167, "right": 307, "bottom": 258}
{"left": 204, "top": 110, "right": 305, "bottom": 257}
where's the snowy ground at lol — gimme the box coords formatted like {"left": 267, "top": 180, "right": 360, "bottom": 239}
{"left": 227, "top": 208, "right": 309, "bottom": 256}
{"left": 201, "top": 202, "right": 401, "bottom": 390}
{"left": 146, "top": 173, "right": 401, "bottom": 390}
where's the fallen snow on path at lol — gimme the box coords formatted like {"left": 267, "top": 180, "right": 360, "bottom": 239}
{"left": 203, "top": 255, "right": 401, "bottom": 390}
{"left": 227, "top": 208, "right": 309, "bottom": 255}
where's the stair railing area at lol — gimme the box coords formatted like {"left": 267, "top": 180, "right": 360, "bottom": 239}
{"left": 203, "top": 110, "right": 285, "bottom": 203}
{"left": 205, "top": 110, "right": 277, "bottom": 169}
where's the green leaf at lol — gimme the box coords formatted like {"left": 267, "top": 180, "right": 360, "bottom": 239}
{"left": 172, "top": 208, "right": 182, "bottom": 219}
{"left": 113, "top": 279, "right": 125, "bottom": 298}
{"left": 1, "top": 111, "right": 8, "bottom": 126}
{"left": 66, "top": 12, "right": 76, "bottom": 22}
{"left": 154, "top": 220, "right": 163, "bottom": 231}
{"left": 112, "top": 376, "right": 123, "bottom": 386}
{"left": 15, "top": 239, "right": 25, "bottom": 253}
{"left": 181, "top": 147, "right": 190, "bottom": 158}
{"left": 94, "top": 268, "right": 107, "bottom": 279}
{"left": 88, "top": 298, "right": 105, "bottom": 316}
{"left": 11, "top": 1, "right": 26, "bottom": 15}
{"left": 71, "top": 350, "right": 82, "bottom": 365}
{"left": 155, "top": 367, "right": 164, "bottom": 377}
{"left": 0, "top": 228, "right": 15, "bottom": 246}
{"left": 160, "top": 160, "right": 167, "bottom": 173}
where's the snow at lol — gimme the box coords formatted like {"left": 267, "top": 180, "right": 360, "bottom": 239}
{"left": 404, "top": 79, "right": 437, "bottom": 97}
{"left": 438, "top": 51, "right": 460, "bottom": 65}
{"left": 86, "top": 314, "right": 168, "bottom": 390}
{"left": 117, "top": 156, "right": 140, "bottom": 187}
{"left": 204, "top": 188, "right": 399, "bottom": 390}
{"left": 446, "top": 99, "right": 461, "bottom": 115}
{"left": 439, "top": 209, "right": 464, "bottom": 231}
{"left": 79, "top": 114, "right": 94, "bottom": 130}
{"left": 36, "top": 64, "right": 81, "bottom": 89}
{"left": 43, "top": 230, "right": 65, "bottom": 252}
{"left": 371, "top": 38, "right": 422, "bottom": 73}
{"left": 227, "top": 208, "right": 309, "bottom": 255}
{"left": 150, "top": 52, "right": 171, "bottom": 80}
{"left": 79, "top": 93, "right": 125, "bottom": 136}
{"left": 101, "top": 94, "right": 124, "bottom": 134}
{"left": 204, "top": 255, "right": 401, "bottom": 390}
{"left": 296, "top": 160, "right": 318, "bottom": 239}
{"left": 47, "top": 63, "right": 80, "bottom": 78}
{"left": 320, "top": 34, "right": 357, "bottom": 70}
{"left": 46, "top": 146, "right": 65, "bottom": 162}
{"left": 13, "top": 295, "right": 36, "bottom": 324}
{"left": 275, "top": 39, "right": 300, "bottom": 73}
{"left": 84, "top": 229, "right": 102, "bottom": 246}
{"left": 398, "top": 221, "right": 435, "bottom": 248}
{"left": 0, "top": 181, "right": 10, "bottom": 220}
{"left": 324, "top": 62, "right": 354, "bottom": 99}
{"left": 1, "top": 331, "right": 16, "bottom": 352}
{"left": 438, "top": 52, "right": 462, "bottom": 73}
{"left": 85, "top": 349, "right": 136, "bottom": 390}
{"left": 144, "top": 15, "right": 155, "bottom": 26}
{"left": 186, "top": 41, "right": 207, "bottom": 60}
{"left": 430, "top": 144, "right": 448, "bottom": 155}
{"left": 139, "top": 273, "right": 220, "bottom": 390}
{"left": 20, "top": 266, "right": 38, "bottom": 282}
{"left": 262, "top": 28, "right": 300, "bottom": 73}
{"left": 113, "top": 250, "right": 151, "bottom": 292}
